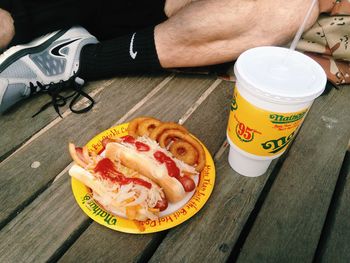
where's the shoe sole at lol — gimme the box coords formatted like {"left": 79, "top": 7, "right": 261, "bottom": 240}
{"left": 0, "top": 29, "right": 68, "bottom": 74}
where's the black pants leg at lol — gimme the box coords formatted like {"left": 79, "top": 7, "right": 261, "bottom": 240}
{"left": 1, "top": 0, "right": 166, "bottom": 46}
{"left": 2, "top": 0, "right": 94, "bottom": 46}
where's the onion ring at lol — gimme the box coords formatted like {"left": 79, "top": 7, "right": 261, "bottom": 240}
{"left": 127, "top": 117, "right": 151, "bottom": 138}
{"left": 169, "top": 140, "right": 198, "bottom": 165}
{"left": 149, "top": 122, "right": 188, "bottom": 141}
{"left": 158, "top": 130, "right": 206, "bottom": 172}
{"left": 137, "top": 118, "right": 161, "bottom": 137}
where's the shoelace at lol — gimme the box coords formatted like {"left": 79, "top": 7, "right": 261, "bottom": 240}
{"left": 30, "top": 76, "right": 94, "bottom": 118}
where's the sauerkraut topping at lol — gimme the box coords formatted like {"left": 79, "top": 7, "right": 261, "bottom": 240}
{"left": 88, "top": 157, "right": 165, "bottom": 220}
{"left": 94, "top": 158, "right": 152, "bottom": 189}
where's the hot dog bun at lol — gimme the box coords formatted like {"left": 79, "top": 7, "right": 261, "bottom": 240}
{"left": 105, "top": 142, "right": 187, "bottom": 203}
{"left": 69, "top": 164, "right": 105, "bottom": 197}
{"left": 69, "top": 163, "right": 164, "bottom": 221}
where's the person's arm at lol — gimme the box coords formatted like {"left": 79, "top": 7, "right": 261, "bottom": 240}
{"left": 0, "top": 9, "right": 14, "bottom": 50}
{"left": 155, "top": 0, "right": 320, "bottom": 68}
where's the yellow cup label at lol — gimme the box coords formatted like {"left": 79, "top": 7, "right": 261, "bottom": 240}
{"left": 227, "top": 87, "right": 308, "bottom": 157}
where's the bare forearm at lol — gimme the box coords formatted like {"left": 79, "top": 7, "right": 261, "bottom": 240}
{"left": 0, "top": 9, "right": 15, "bottom": 49}
{"left": 155, "top": 0, "right": 320, "bottom": 68}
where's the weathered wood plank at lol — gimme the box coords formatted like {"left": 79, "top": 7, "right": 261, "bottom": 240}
{"left": 318, "top": 153, "right": 350, "bottom": 263}
{"left": 0, "top": 74, "right": 218, "bottom": 262}
{"left": 123, "top": 74, "right": 217, "bottom": 123}
{"left": 0, "top": 75, "right": 167, "bottom": 226}
{"left": 0, "top": 79, "right": 114, "bottom": 161}
{"left": 59, "top": 221, "right": 163, "bottom": 263}
{"left": 182, "top": 79, "right": 233, "bottom": 154}
{"left": 237, "top": 87, "right": 350, "bottom": 262}
{"left": 58, "top": 79, "right": 233, "bottom": 262}
{"left": 148, "top": 154, "right": 278, "bottom": 263}
{"left": 0, "top": 173, "right": 88, "bottom": 263}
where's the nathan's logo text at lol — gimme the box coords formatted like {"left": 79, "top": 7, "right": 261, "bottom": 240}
{"left": 82, "top": 194, "right": 117, "bottom": 225}
{"left": 230, "top": 96, "right": 238, "bottom": 111}
{"left": 261, "top": 132, "right": 295, "bottom": 153}
{"left": 269, "top": 112, "right": 306, "bottom": 124}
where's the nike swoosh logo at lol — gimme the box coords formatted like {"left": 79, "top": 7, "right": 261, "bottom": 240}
{"left": 129, "top": 33, "right": 138, "bottom": 59}
{"left": 51, "top": 38, "right": 81, "bottom": 57}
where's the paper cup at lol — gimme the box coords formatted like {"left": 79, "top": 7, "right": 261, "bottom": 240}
{"left": 227, "top": 46, "right": 327, "bottom": 177}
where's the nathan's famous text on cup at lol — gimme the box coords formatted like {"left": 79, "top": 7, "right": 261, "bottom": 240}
{"left": 227, "top": 88, "right": 308, "bottom": 157}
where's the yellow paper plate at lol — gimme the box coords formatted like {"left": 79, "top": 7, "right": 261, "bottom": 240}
{"left": 71, "top": 123, "right": 215, "bottom": 234}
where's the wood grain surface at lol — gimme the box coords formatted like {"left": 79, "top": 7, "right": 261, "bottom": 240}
{"left": 317, "top": 153, "right": 350, "bottom": 263}
{"left": 237, "top": 87, "right": 350, "bottom": 263}
{"left": 0, "top": 79, "right": 113, "bottom": 161}
{"left": 1, "top": 72, "right": 349, "bottom": 263}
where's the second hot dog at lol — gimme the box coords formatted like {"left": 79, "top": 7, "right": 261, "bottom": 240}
{"left": 104, "top": 135, "right": 198, "bottom": 203}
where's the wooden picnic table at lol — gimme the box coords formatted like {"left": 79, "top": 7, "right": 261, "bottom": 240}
{"left": 0, "top": 72, "right": 349, "bottom": 263}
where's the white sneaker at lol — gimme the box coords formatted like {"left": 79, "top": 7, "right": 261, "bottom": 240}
{"left": 0, "top": 26, "right": 98, "bottom": 116}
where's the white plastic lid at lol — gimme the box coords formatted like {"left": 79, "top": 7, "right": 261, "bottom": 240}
{"left": 228, "top": 146, "right": 271, "bottom": 177}
{"left": 234, "top": 46, "right": 327, "bottom": 103}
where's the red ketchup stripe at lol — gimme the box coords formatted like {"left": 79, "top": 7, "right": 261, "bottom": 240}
{"left": 94, "top": 158, "right": 151, "bottom": 189}
{"left": 135, "top": 141, "right": 150, "bottom": 152}
{"left": 153, "top": 151, "right": 195, "bottom": 192}
{"left": 121, "top": 135, "right": 135, "bottom": 144}
{"left": 121, "top": 136, "right": 150, "bottom": 152}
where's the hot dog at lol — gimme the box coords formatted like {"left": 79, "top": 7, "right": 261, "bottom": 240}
{"left": 68, "top": 143, "right": 168, "bottom": 221}
{"left": 104, "top": 135, "right": 198, "bottom": 203}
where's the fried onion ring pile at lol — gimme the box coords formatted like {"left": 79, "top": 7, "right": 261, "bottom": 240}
{"left": 158, "top": 129, "right": 206, "bottom": 172}
{"left": 150, "top": 122, "right": 188, "bottom": 141}
{"left": 127, "top": 117, "right": 161, "bottom": 138}
{"left": 137, "top": 118, "right": 161, "bottom": 137}
{"left": 127, "top": 117, "right": 206, "bottom": 172}
{"left": 169, "top": 141, "right": 198, "bottom": 165}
